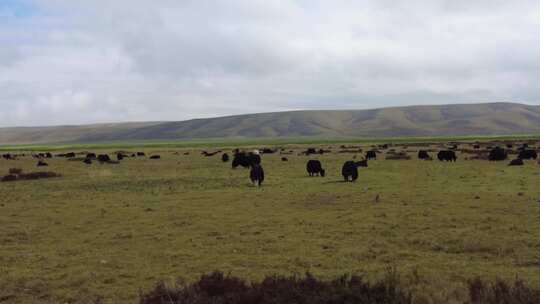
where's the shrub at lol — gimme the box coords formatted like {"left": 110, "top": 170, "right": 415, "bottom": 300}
{"left": 139, "top": 271, "right": 412, "bottom": 304}
{"left": 1, "top": 171, "right": 61, "bottom": 182}
{"left": 468, "top": 277, "right": 540, "bottom": 304}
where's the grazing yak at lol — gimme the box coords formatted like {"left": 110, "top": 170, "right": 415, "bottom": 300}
{"left": 281, "top": 157, "right": 288, "bottom": 161}
{"left": 418, "top": 150, "right": 431, "bottom": 160}
{"left": 86, "top": 153, "right": 97, "bottom": 159}
{"left": 83, "top": 158, "right": 92, "bottom": 165}
{"left": 260, "top": 148, "right": 276, "bottom": 154}
{"left": 509, "top": 158, "right": 524, "bottom": 166}
{"left": 341, "top": 161, "right": 359, "bottom": 182}
{"left": 2, "top": 153, "right": 14, "bottom": 160}
{"left": 302, "top": 148, "right": 317, "bottom": 156}
{"left": 437, "top": 150, "right": 457, "bottom": 162}
{"left": 117, "top": 153, "right": 125, "bottom": 161}
{"left": 232, "top": 151, "right": 261, "bottom": 169}
{"left": 149, "top": 155, "right": 161, "bottom": 160}
{"left": 306, "top": 160, "right": 325, "bottom": 177}
{"left": 221, "top": 153, "right": 229, "bottom": 162}
{"left": 365, "top": 151, "right": 377, "bottom": 160}
{"left": 37, "top": 160, "right": 48, "bottom": 167}
{"left": 137, "top": 152, "right": 146, "bottom": 157}
{"left": 250, "top": 164, "right": 265, "bottom": 186}
{"left": 518, "top": 149, "right": 537, "bottom": 160}
{"left": 488, "top": 147, "right": 508, "bottom": 161}
{"left": 97, "top": 154, "right": 111, "bottom": 163}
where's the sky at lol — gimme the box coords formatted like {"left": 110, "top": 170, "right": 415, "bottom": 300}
{"left": 1, "top": 0, "right": 540, "bottom": 127}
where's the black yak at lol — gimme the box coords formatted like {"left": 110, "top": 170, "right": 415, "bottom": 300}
{"left": 222, "top": 153, "right": 229, "bottom": 162}
{"left": 488, "top": 147, "right": 508, "bottom": 161}
{"left": 342, "top": 161, "right": 359, "bottom": 182}
{"left": 303, "top": 148, "right": 318, "bottom": 156}
{"left": 518, "top": 149, "right": 537, "bottom": 160}
{"left": 250, "top": 164, "right": 265, "bottom": 186}
{"left": 281, "top": 157, "right": 288, "bottom": 161}
{"left": 509, "top": 158, "right": 524, "bottom": 166}
{"left": 437, "top": 150, "right": 457, "bottom": 162}
{"left": 306, "top": 160, "right": 325, "bottom": 177}
{"left": 260, "top": 148, "right": 276, "bottom": 154}
{"left": 418, "top": 150, "right": 431, "bottom": 160}
{"left": 97, "top": 154, "right": 111, "bottom": 163}
{"left": 149, "top": 155, "right": 161, "bottom": 160}
{"left": 37, "top": 160, "right": 48, "bottom": 167}
{"left": 232, "top": 151, "right": 260, "bottom": 168}
{"left": 365, "top": 151, "right": 377, "bottom": 160}
{"left": 2, "top": 153, "right": 14, "bottom": 160}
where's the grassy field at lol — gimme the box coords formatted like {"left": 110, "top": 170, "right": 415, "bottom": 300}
{"left": 1, "top": 141, "right": 540, "bottom": 303}
{"left": 1, "top": 134, "right": 539, "bottom": 152}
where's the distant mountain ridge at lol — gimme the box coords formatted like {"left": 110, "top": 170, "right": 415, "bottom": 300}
{"left": 1, "top": 102, "right": 540, "bottom": 145}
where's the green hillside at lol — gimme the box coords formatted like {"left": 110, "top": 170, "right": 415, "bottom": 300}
{"left": 1, "top": 102, "right": 540, "bottom": 145}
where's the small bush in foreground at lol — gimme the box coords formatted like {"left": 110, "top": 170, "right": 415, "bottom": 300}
{"left": 468, "top": 277, "right": 540, "bottom": 304}
{"left": 139, "top": 271, "right": 412, "bottom": 304}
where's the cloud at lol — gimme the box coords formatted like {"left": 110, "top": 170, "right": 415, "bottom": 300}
{"left": 1, "top": 0, "right": 540, "bottom": 126}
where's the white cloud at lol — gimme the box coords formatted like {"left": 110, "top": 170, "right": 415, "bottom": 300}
{"left": 0, "top": 0, "right": 539, "bottom": 126}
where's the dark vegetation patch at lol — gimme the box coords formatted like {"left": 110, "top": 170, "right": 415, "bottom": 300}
{"left": 140, "top": 271, "right": 412, "bottom": 304}
{"left": 385, "top": 152, "right": 411, "bottom": 160}
{"left": 468, "top": 277, "right": 540, "bottom": 304}
{"left": 1, "top": 168, "right": 61, "bottom": 182}
{"left": 140, "top": 272, "right": 540, "bottom": 304}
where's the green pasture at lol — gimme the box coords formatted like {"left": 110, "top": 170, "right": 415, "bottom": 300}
{"left": 0, "top": 142, "right": 539, "bottom": 303}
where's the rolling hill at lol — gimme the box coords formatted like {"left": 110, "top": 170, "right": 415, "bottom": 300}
{"left": 1, "top": 102, "right": 540, "bottom": 145}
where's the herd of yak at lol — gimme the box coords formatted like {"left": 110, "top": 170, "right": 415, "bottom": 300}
{"left": 1, "top": 140, "right": 538, "bottom": 185}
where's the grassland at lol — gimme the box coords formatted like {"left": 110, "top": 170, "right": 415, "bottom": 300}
{"left": 1, "top": 141, "right": 540, "bottom": 303}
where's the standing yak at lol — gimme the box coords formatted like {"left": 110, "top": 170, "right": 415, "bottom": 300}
{"left": 222, "top": 153, "right": 229, "bottom": 162}
{"left": 117, "top": 153, "right": 125, "bottom": 161}
{"left": 365, "top": 151, "right": 377, "bottom": 160}
{"left": 97, "top": 154, "right": 111, "bottom": 163}
{"left": 306, "top": 160, "right": 325, "bottom": 177}
{"left": 418, "top": 150, "right": 431, "bottom": 160}
{"left": 437, "top": 150, "right": 457, "bottom": 162}
{"left": 232, "top": 151, "right": 261, "bottom": 169}
{"left": 488, "top": 147, "right": 508, "bottom": 161}
{"left": 342, "top": 161, "right": 359, "bottom": 182}
{"left": 518, "top": 149, "right": 538, "bottom": 160}
{"left": 250, "top": 164, "right": 265, "bottom": 186}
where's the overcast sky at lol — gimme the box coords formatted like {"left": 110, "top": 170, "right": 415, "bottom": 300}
{"left": 1, "top": 0, "right": 540, "bottom": 127}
